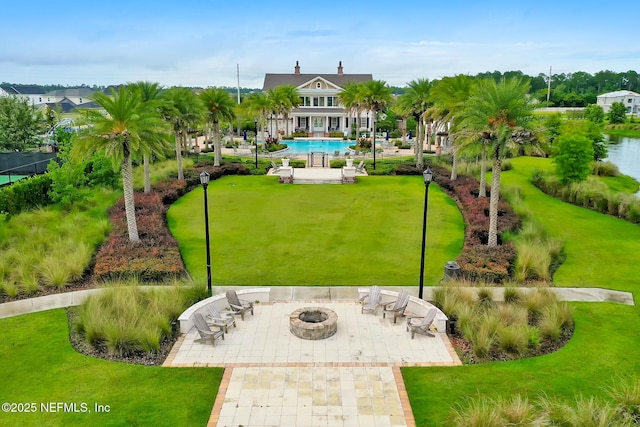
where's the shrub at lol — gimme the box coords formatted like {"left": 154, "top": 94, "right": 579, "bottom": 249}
{"left": 0, "top": 174, "right": 53, "bottom": 215}
{"left": 553, "top": 131, "right": 594, "bottom": 184}
{"left": 591, "top": 160, "right": 620, "bottom": 177}
{"left": 607, "top": 377, "right": 640, "bottom": 422}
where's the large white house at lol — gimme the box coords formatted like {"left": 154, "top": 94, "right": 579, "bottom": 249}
{"left": 596, "top": 90, "right": 640, "bottom": 115}
{"left": 262, "top": 61, "right": 372, "bottom": 137}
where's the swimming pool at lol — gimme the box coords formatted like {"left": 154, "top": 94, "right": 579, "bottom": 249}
{"left": 285, "top": 140, "right": 352, "bottom": 155}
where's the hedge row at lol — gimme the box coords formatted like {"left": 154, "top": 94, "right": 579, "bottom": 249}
{"left": 0, "top": 174, "right": 52, "bottom": 215}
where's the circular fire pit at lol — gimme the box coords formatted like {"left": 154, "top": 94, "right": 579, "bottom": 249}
{"left": 290, "top": 307, "right": 338, "bottom": 340}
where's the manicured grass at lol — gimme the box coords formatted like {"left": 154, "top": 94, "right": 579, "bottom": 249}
{"left": 403, "top": 156, "right": 640, "bottom": 425}
{"left": 167, "top": 175, "right": 465, "bottom": 286}
{"left": 0, "top": 309, "right": 222, "bottom": 426}
{"left": 600, "top": 173, "right": 640, "bottom": 193}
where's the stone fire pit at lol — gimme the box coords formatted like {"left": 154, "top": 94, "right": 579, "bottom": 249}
{"left": 289, "top": 307, "right": 338, "bottom": 340}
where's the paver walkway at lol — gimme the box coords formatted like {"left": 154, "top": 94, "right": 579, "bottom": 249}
{"left": 164, "top": 300, "right": 461, "bottom": 427}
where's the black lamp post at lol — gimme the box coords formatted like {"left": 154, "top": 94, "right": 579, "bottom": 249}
{"left": 418, "top": 167, "right": 433, "bottom": 300}
{"left": 200, "top": 171, "right": 212, "bottom": 297}
{"left": 254, "top": 117, "right": 258, "bottom": 169}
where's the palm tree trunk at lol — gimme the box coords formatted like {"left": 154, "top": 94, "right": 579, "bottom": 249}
{"left": 143, "top": 154, "right": 151, "bottom": 193}
{"left": 450, "top": 145, "right": 458, "bottom": 180}
{"left": 488, "top": 157, "right": 501, "bottom": 247}
{"left": 214, "top": 121, "right": 221, "bottom": 167}
{"left": 402, "top": 117, "right": 407, "bottom": 145}
{"left": 479, "top": 147, "right": 487, "bottom": 197}
{"left": 175, "top": 132, "right": 184, "bottom": 180}
{"left": 122, "top": 155, "right": 140, "bottom": 243}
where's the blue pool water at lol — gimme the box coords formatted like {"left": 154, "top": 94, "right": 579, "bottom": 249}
{"left": 285, "top": 140, "right": 351, "bottom": 155}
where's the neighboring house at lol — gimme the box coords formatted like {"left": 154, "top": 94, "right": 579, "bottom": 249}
{"left": 596, "top": 90, "right": 640, "bottom": 115}
{"left": 262, "top": 61, "right": 372, "bottom": 137}
{"left": 44, "top": 88, "right": 94, "bottom": 106}
{"left": 0, "top": 84, "right": 46, "bottom": 105}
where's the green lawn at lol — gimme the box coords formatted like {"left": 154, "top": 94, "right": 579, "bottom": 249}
{"left": 167, "top": 175, "right": 465, "bottom": 286}
{"left": 0, "top": 309, "right": 222, "bottom": 426}
{"left": 404, "top": 156, "right": 640, "bottom": 426}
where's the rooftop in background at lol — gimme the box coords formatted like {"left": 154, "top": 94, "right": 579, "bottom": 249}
{"left": 263, "top": 61, "right": 372, "bottom": 90}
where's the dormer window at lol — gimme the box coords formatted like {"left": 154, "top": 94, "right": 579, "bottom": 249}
{"left": 316, "top": 82, "right": 321, "bottom": 89}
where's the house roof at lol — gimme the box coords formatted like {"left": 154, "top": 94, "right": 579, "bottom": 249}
{"left": 263, "top": 73, "right": 372, "bottom": 91}
{"left": 45, "top": 88, "right": 94, "bottom": 97}
{"left": 0, "top": 84, "right": 46, "bottom": 95}
{"left": 597, "top": 90, "right": 640, "bottom": 98}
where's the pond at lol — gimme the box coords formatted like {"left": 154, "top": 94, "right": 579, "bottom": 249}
{"left": 605, "top": 135, "right": 640, "bottom": 192}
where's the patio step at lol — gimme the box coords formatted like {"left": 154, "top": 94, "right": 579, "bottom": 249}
{"left": 293, "top": 178, "right": 343, "bottom": 184}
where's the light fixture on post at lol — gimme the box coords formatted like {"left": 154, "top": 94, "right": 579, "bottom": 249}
{"left": 199, "top": 171, "right": 212, "bottom": 297}
{"left": 254, "top": 117, "right": 258, "bottom": 169}
{"left": 418, "top": 167, "right": 433, "bottom": 300}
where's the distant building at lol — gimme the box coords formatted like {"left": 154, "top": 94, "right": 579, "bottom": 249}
{"left": 262, "top": 61, "right": 372, "bottom": 137}
{"left": 0, "top": 84, "right": 46, "bottom": 105}
{"left": 44, "top": 88, "right": 94, "bottom": 106}
{"left": 596, "top": 90, "right": 640, "bottom": 115}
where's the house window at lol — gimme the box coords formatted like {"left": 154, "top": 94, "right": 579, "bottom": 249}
{"left": 330, "top": 117, "right": 338, "bottom": 129}
{"left": 313, "top": 97, "right": 325, "bottom": 107}
{"left": 301, "top": 96, "right": 311, "bottom": 106}
{"left": 316, "top": 82, "right": 322, "bottom": 89}
{"left": 299, "top": 117, "right": 307, "bottom": 129}
{"left": 327, "top": 97, "right": 338, "bottom": 107}
{"left": 359, "top": 117, "right": 367, "bottom": 128}
{"left": 629, "top": 99, "right": 633, "bottom": 103}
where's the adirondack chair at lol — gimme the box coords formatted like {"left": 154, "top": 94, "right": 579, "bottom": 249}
{"left": 355, "top": 161, "right": 365, "bottom": 173}
{"left": 360, "top": 285, "right": 382, "bottom": 315}
{"left": 382, "top": 290, "right": 410, "bottom": 323}
{"left": 406, "top": 307, "right": 438, "bottom": 339}
{"left": 225, "top": 290, "right": 254, "bottom": 320}
{"left": 193, "top": 313, "right": 225, "bottom": 345}
{"left": 205, "top": 305, "right": 236, "bottom": 333}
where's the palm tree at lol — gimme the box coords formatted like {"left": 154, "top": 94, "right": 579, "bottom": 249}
{"left": 268, "top": 85, "right": 301, "bottom": 137}
{"left": 127, "top": 81, "right": 167, "bottom": 193}
{"left": 338, "top": 81, "right": 363, "bottom": 139}
{"left": 161, "top": 87, "right": 203, "bottom": 180}
{"left": 200, "top": 88, "right": 236, "bottom": 167}
{"left": 242, "top": 92, "right": 272, "bottom": 147}
{"left": 398, "top": 79, "right": 432, "bottom": 167}
{"left": 458, "top": 77, "right": 537, "bottom": 247}
{"left": 430, "top": 75, "right": 474, "bottom": 181}
{"left": 75, "top": 87, "right": 170, "bottom": 243}
{"left": 359, "top": 80, "right": 393, "bottom": 169}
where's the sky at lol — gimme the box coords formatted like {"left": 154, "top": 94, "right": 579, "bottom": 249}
{"left": 2, "top": 0, "right": 638, "bottom": 89}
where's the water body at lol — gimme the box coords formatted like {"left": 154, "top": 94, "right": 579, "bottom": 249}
{"left": 605, "top": 135, "right": 640, "bottom": 190}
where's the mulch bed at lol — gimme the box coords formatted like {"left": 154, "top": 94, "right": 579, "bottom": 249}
{"left": 448, "top": 327, "right": 574, "bottom": 364}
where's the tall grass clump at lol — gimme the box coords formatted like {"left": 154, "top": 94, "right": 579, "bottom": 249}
{"left": 449, "top": 385, "right": 640, "bottom": 427}
{"left": 0, "top": 191, "right": 115, "bottom": 296}
{"left": 504, "top": 185, "right": 565, "bottom": 283}
{"left": 607, "top": 377, "right": 640, "bottom": 423}
{"left": 74, "top": 280, "right": 194, "bottom": 356}
{"left": 451, "top": 396, "right": 501, "bottom": 427}
{"left": 436, "top": 281, "right": 573, "bottom": 363}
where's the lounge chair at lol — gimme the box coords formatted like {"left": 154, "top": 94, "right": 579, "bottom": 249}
{"left": 205, "top": 305, "right": 236, "bottom": 333}
{"left": 225, "top": 290, "right": 254, "bottom": 320}
{"left": 360, "top": 285, "right": 382, "bottom": 315}
{"left": 270, "top": 161, "right": 280, "bottom": 173}
{"left": 355, "top": 161, "right": 365, "bottom": 173}
{"left": 333, "top": 150, "right": 341, "bottom": 158}
{"left": 406, "top": 307, "right": 438, "bottom": 339}
{"left": 193, "top": 313, "right": 225, "bottom": 345}
{"left": 382, "top": 290, "right": 410, "bottom": 323}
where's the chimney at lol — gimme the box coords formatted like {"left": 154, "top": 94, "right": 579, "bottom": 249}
{"left": 294, "top": 61, "right": 300, "bottom": 75}
{"left": 337, "top": 61, "right": 343, "bottom": 75}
